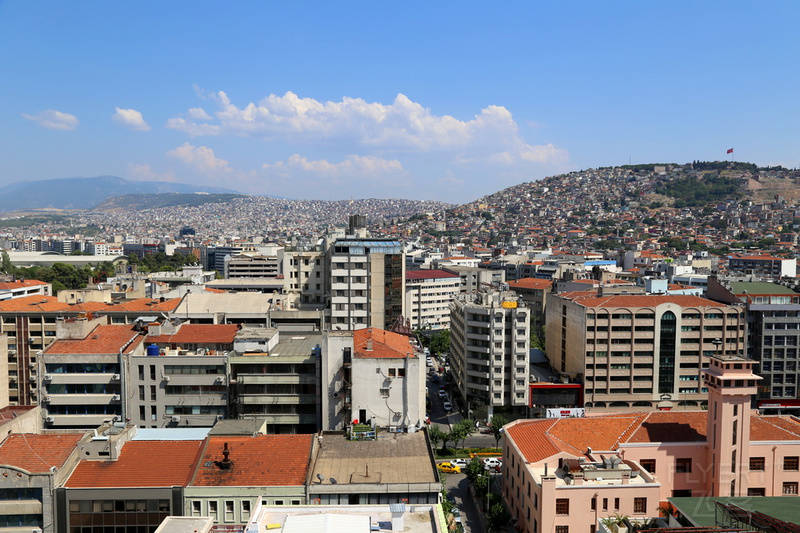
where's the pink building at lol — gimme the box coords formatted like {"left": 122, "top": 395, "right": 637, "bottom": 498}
{"left": 502, "top": 354, "right": 800, "bottom": 533}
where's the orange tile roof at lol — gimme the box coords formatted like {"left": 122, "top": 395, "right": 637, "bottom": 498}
{"left": 0, "top": 295, "right": 181, "bottom": 314}
{"left": 354, "top": 328, "right": 418, "bottom": 359}
{"left": 44, "top": 325, "right": 144, "bottom": 355}
{"left": 0, "top": 433, "right": 84, "bottom": 473}
{"left": 508, "top": 278, "right": 553, "bottom": 290}
{"left": 0, "top": 279, "right": 49, "bottom": 290}
{"left": 627, "top": 411, "right": 707, "bottom": 443}
{"left": 67, "top": 440, "right": 203, "bottom": 487}
{"left": 750, "top": 415, "right": 800, "bottom": 441}
{"left": 148, "top": 324, "right": 239, "bottom": 345}
{"left": 190, "top": 435, "right": 313, "bottom": 487}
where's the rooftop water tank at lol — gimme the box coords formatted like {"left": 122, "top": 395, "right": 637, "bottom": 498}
{"left": 147, "top": 344, "right": 160, "bottom": 356}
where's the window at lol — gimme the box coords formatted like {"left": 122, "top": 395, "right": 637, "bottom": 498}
{"left": 590, "top": 496, "right": 596, "bottom": 511}
{"left": 614, "top": 498, "right": 620, "bottom": 511}
{"left": 675, "top": 458, "right": 692, "bottom": 473}
{"left": 208, "top": 501, "right": 218, "bottom": 520}
{"left": 602, "top": 498, "right": 608, "bottom": 512}
{"left": 555, "top": 527, "right": 569, "bottom": 533}
{"left": 241, "top": 500, "right": 251, "bottom": 519}
{"left": 633, "top": 497, "right": 647, "bottom": 514}
{"left": 748, "top": 487, "right": 765, "bottom": 496}
{"left": 191, "top": 501, "right": 201, "bottom": 516}
{"left": 783, "top": 482, "right": 798, "bottom": 495}
{"left": 750, "top": 457, "right": 765, "bottom": 471}
{"left": 388, "top": 368, "right": 396, "bottom": 377}
{"left": 224, "top": 501, "right": 234, "bottom": 522}
{"left": 784, "top": 456, "right": 799, "bottom": 471}
{"left": 555, "top": 498, "right": 569, "bottom": 515}
{"left": 640, "top": 459, "right": 656, "bottom": 473}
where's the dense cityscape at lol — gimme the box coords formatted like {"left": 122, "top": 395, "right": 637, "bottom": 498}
{"left": 0, "top": 162, "right": 798, "bottom": 532}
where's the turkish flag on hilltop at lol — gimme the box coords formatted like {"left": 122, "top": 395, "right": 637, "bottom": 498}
{"left": 727, "top": 148, "right": 734, "bottom": 154}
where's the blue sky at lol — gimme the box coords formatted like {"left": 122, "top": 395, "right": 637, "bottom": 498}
{"left": 1, "top": 2, "right": 798, "bottom": 204}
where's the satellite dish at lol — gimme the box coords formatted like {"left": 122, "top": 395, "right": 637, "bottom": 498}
{"left": 316, "top": 473, "right": 325, "bottom": 483}
{"left": 330, "top": 478, "right": 337, "bottom": 484}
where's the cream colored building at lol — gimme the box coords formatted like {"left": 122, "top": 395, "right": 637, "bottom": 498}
{"left": 404, "top": 269, "right": 460, "bottom": 330}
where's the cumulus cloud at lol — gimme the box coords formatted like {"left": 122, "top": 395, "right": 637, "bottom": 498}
{"left": 112, "top": 108, "right": 150, "bottom": 131}
{"left": 167, "top": 142, "right": 231, "bottom": 174}
{"left": 166, "top": 90, "right": 567, "bottom": 166}
{"left": 22, "top": 109, "right": 79, "bottom": 130}
{"left": 264, "top": 154, "right": 403, "bottom": 177}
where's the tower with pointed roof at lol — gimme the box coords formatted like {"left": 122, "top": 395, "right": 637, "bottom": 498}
{"left": 703, "top": 353, "right": 761, "bottom": 497}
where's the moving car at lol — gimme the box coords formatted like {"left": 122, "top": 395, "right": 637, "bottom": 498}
{"left": 451, "top": 458, "right": 469, "bottom": 468}
{"left": 438, "top": 390, "right": 447, "bottom": 398}
{"left": 438, "top": 462, "right": 461, "bottom": 474}
{"left": 443, "top": 401, "right": 452, "bottom": 412}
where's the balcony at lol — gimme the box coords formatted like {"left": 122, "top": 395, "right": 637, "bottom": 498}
{"left": 44, "top": 373, "right": 119, "bottom": 385}
{"left": 0, "top": 500, "right": 42, "bottom": 515}
{"left": 239, "top": 393, "right": 316, "bottom": 405}
{"left": 46, "top": 394, "right": 118, "bottom": 406}
{"left": 238, "top": 374, "right": 316, "bottom": 385}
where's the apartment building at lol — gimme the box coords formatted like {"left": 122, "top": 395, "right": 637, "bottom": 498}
{"left": 707, "top": 277, "right": 800, "bottom": 414}
{"left": 0, "top": 279, "right": 52, "bottom": 301}
{"left": 327, "top": 239, "right": 404, "bottom": 331}
{"left": 545, "top": 291, "right": 746, "bottom": 411}
{"left": 0, "top": 295, "right": 181, "bottom": 405}
{"left": 507, "top": 277, "right": 552, "bottom": 335}
{"left": 322, "top": 328, "right": 426, "bottom": 431}
{"left": 443, "top": 265, "right": 505, "bottom": 293}
{"left": 40, "top": 319, "right": 144, "bottom": 429}
{"left": 228, "top": 328, "right": 321, "bottom": 434}
{"left": 404, "top": 269, "right": 460, "bottom": 330}
{"left": 449, "top": 290, "right": 530, "bottom": 415}
{"left": 223, "top": 253, "right": 282, "bottom": 279}
{"left": 283, "top": 248, "right": 326, "bottom": 308}
{"left": 501, "top": 354, "right": 800, "bottom": 533}
{"left": 727, "top": 253, "right": 797, "bottom": 279}
{"left": 127, "top": 322, "right": 236, "bottom": 428}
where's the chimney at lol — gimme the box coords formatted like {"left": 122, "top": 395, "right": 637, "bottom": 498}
{"left": 218, "top": 442, "right": 233, "bottom": 470}
{"left": 366, "top": 339, "right": 373, "bottom": 351}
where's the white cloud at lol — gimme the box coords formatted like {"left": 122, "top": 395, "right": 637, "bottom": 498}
{"left": 22, "top": 109, "right": 79, "bottom": 130}
{"left": 112, "top": 107, "right": 150, "bottom": 131}
{"left": 166, "top": 90, "right": 568, "bottom": 166}
{"left": 264, "top": 154, "right": 403, "bottom": 177}
{"left": 167, "top": 142, "right": 231, "bottom": 174}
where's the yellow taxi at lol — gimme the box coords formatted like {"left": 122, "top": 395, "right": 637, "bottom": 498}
{"left": 437, "top": 461, "right": 461, "bottom": 474}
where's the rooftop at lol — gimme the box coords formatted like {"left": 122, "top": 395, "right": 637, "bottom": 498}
{"left": 147, "top": 324, "right": 240, "bottom": 345}
{"left": 67, "top": 440, "right": 203, "bottom": 487}
{"left": 44, "top": 324, "right": 144, "bottom": 355}
{"left": 309, "top": 431, "right": 437, "bottom": 486}
{"left": 353, "top": 328, "right": 418, "bottom": 359}
{"left": 0, "top": 433, "right": 84, "bottom": 473}
{"left": 405, "top": 269, "right": 460, "bottom": 281}
{"left": 190, "top": 435, "right": 313, "bottom": 487}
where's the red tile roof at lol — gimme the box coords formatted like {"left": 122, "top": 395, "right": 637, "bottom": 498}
{"left": 44, "top": 325, "right": 144, "bottom": 355}
{"left": 0, "top": 295, "right": 181, "bottom": 314}
{"left": 508, "top": 411, "right": 800, "bottom": 465}
{"left": 353, "top": 328, "right": 417, "bottom": 359}
{"left": 67, "top": 440, "right": 203, "bottom": 487}
{"left": 0, "top": 433, "right": 84, "bottom": 473}
{"left": 148, "top": 324, "right": 239, "bottom": 345}
{"left": 0, "top": 279, "right": 49, "bottom": 290}
{"left": 508, "top": 278, "right": 553, "bottom": 290}
{"left": 405, "top": 269, "right": 460, "bottom": 281}
{"left": 190, "top": 435, "right": 313, "bottom": 487}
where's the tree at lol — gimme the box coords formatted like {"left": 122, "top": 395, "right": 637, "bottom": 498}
{"left": 1, "top": 251, "right": 11, "bottom": 273}
{"left": 428, "top": 425, "right": 445, "bottom": 451}
{"left": 450, "top": 419, "right": 475, "bottom": 449}
{"left": 429, "top": 329, "right": 450, "bottom": 356}
{"left": 486, "top": 500, "right": 512, "bottom": 532}
{"left": 464, "top": 457, "right": 485, "bottom": 484}
{"left": 489, "top": 414, "right": 507, "bottom": 449}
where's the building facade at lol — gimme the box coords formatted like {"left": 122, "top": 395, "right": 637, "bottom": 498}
{"left": 449, "top": 290, "right": 530, "bottom": 415}
{"left": 404, "top": 269, "right": 460, "bottom": 330}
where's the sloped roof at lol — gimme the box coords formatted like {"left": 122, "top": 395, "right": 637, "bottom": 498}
{"left": 507, "top": 411, "right": 800, "bottom": 464}
{"left": 353, "top": 328, "right": 417, "bottom": 359}
{"left": 0, "top": 433, "right": 84, "bottom": 473}
{"left": 148, "top": 324, "right": 239, "bottom": 345}
{"left": 44, "top": 324, "right": 144, "bottom": 355}
{"left": 190, "top": 435, "right": 313, "bottom": 487}
{"left": 507, "top": 278, "right": 553, "bottom": 290}
{"left": 67, "top": 440, "right": 203, "bottom": 487}
{"left": 558, "top": 293, "right": 729, "bottom": 309}
{"left": 0, "top": 295, "right": 181, "bottom": 314}
{"left": 0, "top": 279, "right": 49, "bottom": 290}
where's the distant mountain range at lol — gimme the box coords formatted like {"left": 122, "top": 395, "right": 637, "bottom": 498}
{"left": 0, "top": 176, "right": 239, "bottom": 212}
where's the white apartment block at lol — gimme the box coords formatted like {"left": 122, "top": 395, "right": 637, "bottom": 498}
{"left": 327, "top": 239, "right": 405, "bottom": 331}
{"left": 284, "top": 249, "right": 326, "bottom": 308}
{"left": 449, "top": 290, "right": 530, "bottom": 413}
{"left": 404, "top": 269, "right": 460, "bottom": 330}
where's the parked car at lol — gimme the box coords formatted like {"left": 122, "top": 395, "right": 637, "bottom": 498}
{"left": 443, "top": 401, "right": 452, "bottom": 412}
{"left": 438, "top": 389, "right": 447, "bottom": 398}
{"left": 483, "top": 457, "right": 502, "bottom": 470}
{"left": 451, "top": 458, "right": 469, "bottom": 468}
{"left": 438, "top": 462, "right": 461, "bottom": 474}
{"left": 431, "top": 374, "right": 440, "bottom": 383}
